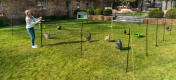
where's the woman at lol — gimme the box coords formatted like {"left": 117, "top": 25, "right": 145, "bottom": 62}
{"left": 25, "top": 10, "right": 42, "bottom": 48}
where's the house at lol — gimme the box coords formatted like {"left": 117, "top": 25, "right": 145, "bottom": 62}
{"left": 0, "top": 0, "right": 3, "bottom": 16}
{"left": 147, "top": 0, "right": 176, "bottom": 11}
{"left": 0, "top": 0, "right": 104, "bottom": 18}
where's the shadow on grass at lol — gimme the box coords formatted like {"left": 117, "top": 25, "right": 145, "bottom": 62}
{"left": 48, "top": 37, "right": 58, "bottom": 39}
{"left": 48, "top": 40, "right": 99, "bottom": 46}
{"left": 86, "top": 21, "right": 105, "bottom": 24}
{"left": 109, "top": 40, "right": 116, "bottom": 42}
{"left": 89, "top": 40, "right": 99, "bottom": 43}
{"left": 121, "top": 47, "right": 131, "bottom": 50}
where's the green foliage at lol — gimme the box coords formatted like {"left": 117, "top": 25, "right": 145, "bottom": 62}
{"left": 148, "top": 9, "right": 164, "bottom": 18}
{"left": 103, "top": 9, "right": 112, "bottom": 16}
{"left": 94, "top": 8, "right": 103, "bottom": 15}
{"left": 0, "top": 15, "right": 68, "bottom": 27}
{"left": 42, "top": 15, "right": 69, "bottom": 20}
{"left": 0, "top": 17, "right": 10, "bottom": 27}
{"left": 166, "top": 8, "right": 176, "bottom": 19}
{"left": 87, "top": 8, "right": 94, "bottom": 15}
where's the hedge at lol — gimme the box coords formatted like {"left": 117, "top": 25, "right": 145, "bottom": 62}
{"left": 0, "top": 17, "right": 10, "bottom": 27}
{"left": 94, "top": 8, "right": 103, "bottom": 15}
{"left": 148, "top": 9, "right": 164, "bottom": 18}
{"left": 43, "top": 15, "right": 69, "bottom": 20}
{"left": 0, "top": 15, "right": 69, "bottom": 27}
{"left": 87, "top": 8, "right": 94, "bottom": 15}
{"left": 103, "top": 9, "right": 112, "bottom": 16}
{"left": 166, "top": 8, "right": 176, "bottom": 19}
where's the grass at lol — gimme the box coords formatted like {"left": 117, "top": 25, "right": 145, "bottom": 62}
{"left": 1, "top": 20, "right": 176, "bottom": 80}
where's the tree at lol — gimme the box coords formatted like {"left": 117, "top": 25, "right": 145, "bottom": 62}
{"left": 160, "top": 0, "right": 176, "bottom": 10}
{"left": 170, "top": 0, "right": 176, "bottom": 9}
{"left": 66, "top": 0, "right": 72, "bottom": 18}
{"left": 152, "top": 0, "right": 156, "bottom": 7}
{"left": 102, "top": 0, "right": 136, "bottom": 8}
{"left": 160, "top": 0, "right": 169, "bottom": 10}
{"left": 137, "top": 0, "right": 144, "bottom": 11}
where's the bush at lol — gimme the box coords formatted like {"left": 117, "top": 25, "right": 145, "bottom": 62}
{"left": 103, "top": 9, "right": 112, "bottom": 16}
{"left": 94, "top": 8, "right": 103, "bottom": 15}
{"left": 43, "top": 15, "right": 69, "bottom": 21}
{"left": 87, "top": 8, "right": 94, "bottom": 15}
{"left": 148, "top": 9, "right": 164, "bottom": 18}
{"left": 166, "top": 8, "right": 176, "bottom": 19}
{"left": 0, "top": 17, "right": 10, "bottom": 27}
{"left": 56, "top": 15, "right": 69, "bottom": 20}
{"left": 0, "top": 17, "right": 28, "bottom": 27}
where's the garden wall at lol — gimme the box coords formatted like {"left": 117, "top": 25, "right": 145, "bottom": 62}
{"left": 143, "top": 18, "right": 176, "bottom": 25}
{"left": 88, "top": 15, "right": 114, "bottom": 21}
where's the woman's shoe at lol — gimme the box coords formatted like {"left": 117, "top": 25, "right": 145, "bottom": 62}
{"left": 32, "top": 45, "right": 38, "bottom": 48}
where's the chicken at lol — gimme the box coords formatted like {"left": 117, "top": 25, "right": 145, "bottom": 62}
{"left": 166, "top": 26, "right": 170, "bottom": 31}
{"left": 105, "top": 34, "right": 110, "bottom": 41}
{"left": 44, "top": 32, "right": 50, "bottom": 39}
{"left": 124, "top": 29, "right": 127, "bottom": 35}
{"left": 85, "top": 32, "right": 91, "bottom": 41}
{"left": 116, "top": 39, "right": 123, "bottom": 50}
{"left": 57, "top": 25, "right": 62, "bottom": 30}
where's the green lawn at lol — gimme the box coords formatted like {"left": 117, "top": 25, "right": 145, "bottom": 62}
{"left": 1, "top": 20, "right": 176, "bottom": 80}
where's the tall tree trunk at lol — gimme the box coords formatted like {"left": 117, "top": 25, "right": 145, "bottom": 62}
{"left": 171, "top": 0, "right": 173, "bottom": 9}
{"left": 137, "top": 0, "right": 143, "bottom": 11}
{"left": 152, "top": 0, "right": 156, "bottom": 7}
{"left": 66, "top": 0, "right": 72, "bottom": 18}
{"left": 165, "top": 1, "right": 168, "bottom": 10}
{"left": 140, "top": 0, "right": 144, "bottom": 11}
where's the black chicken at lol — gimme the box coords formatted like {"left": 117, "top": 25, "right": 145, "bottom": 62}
{"left": 124, "top": 29, "right": 127, "bottom": 35}
{"left": 57, "top": 25, "right": 62, "bottom": 30}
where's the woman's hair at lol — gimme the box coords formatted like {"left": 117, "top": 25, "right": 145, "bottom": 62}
{"left": 25, "top": 10, "right": 31, "bottom": 17}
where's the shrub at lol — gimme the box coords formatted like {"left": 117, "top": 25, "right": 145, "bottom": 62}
{"left": 148, "top": 9, "right": 164, "bottom": 18}
{"left": 0, "top": 17, "right": 28, "bottom": 27}
{"left": 87, "top": 8, "right": 94, "bottom": 15}
{"left": 56, "top": 15, "right": 69, "bottom": 20}
{"left": 94, "top": 8, "right": 103, "bottom": 15}
{"left": 103, "top": 9, "right": 112, "bottom": 16}
{"left": 43, "top": 15, "right": 69, "bottom": 21}
{"left": 0, "top": 17, "right": 10, "bottom": 27}
{"left": 166, "top": 8, "right": 176, "bottom": 19}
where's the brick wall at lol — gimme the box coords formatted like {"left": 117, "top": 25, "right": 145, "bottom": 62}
{"left": 1, "top": 0, "right": 104, "bottom": 18}
{"left": 144, "top": 18, "right": 176, "bottom": 25}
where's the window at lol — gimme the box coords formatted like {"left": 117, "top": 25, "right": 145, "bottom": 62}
{"left": 77, "top": 1, "right": 80, "bottom": 9}
{"left": 86, "top": 2, "right": 91, "bottom": 9}
{"left": 37, "top": 0, "right": 47, "bottom": 9}
{"left": 155, "top": 1, "right": 162, "bottom": 8}
{"left": 0, "top": 0, "right": 2, "bottom": 11}
{"left": 173, "top": 1, "right": 176, "bottom": 8}
{"left": 43, "top": 0, "right": 47, "bottom": 9}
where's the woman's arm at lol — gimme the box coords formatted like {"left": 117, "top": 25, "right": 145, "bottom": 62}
{"left": 26, "top": 18, "right": 40, "bottom": 27}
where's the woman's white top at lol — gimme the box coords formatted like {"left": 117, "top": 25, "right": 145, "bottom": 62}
{"left": 25, "top": 16, "right": 40, "bottom": 28}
